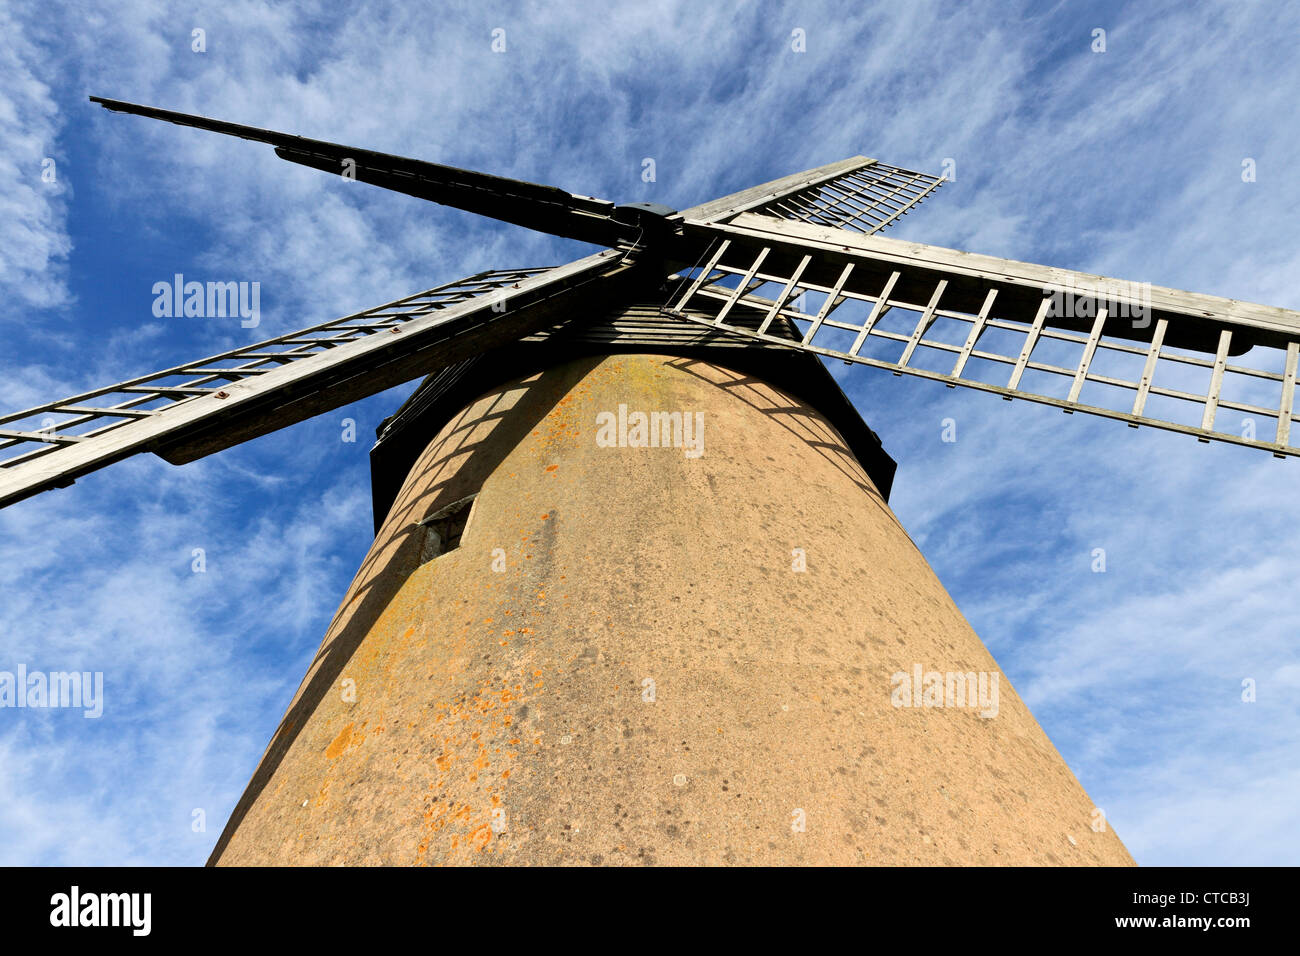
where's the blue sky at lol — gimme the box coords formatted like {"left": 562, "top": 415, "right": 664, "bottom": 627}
{"left": 2, "top": 0, "right": 1297, "bottom": 865}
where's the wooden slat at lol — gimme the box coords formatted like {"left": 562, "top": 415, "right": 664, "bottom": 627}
{"left": 1065, "top": 307, "right": 1109, "bottom": 406}
{"left": 895, "top": 279, "right": 948, "bottom": 372}
{"left": 1199, "top": 328, "right": 1233, "bottom": 436}
{"left": 713, "top": 247, "right": 770, "bottom": 326}
{"left": 800, "top": 263, "right": 854, "bottom": 346}
{"left": 1130, "top": 317, "right": 1169, "bottom": 423}
{"left": 847, "top": 271, "right": 901, "bottom": 357}
{"left": 0, "top": 430, "right": 82, "bottom": 444}
{"left": 757, "top": 254, "right": 811, "bottom": 336}
{"left": 949, "top": 289, "right": 999, "bottom": 380}
{"left": 1004, "top": 296, "right": 1053, "bottom": 395}
{"left": 118, "top": 386, "right": 219, "bottom": 395}
{"left": 54, "top": 405, "right": 158, "bottom": 419}
{"left": 1276, "top": 341, "right": 1298, "bottom": 450}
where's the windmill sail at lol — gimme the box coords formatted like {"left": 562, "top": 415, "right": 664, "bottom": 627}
{"left": 682, "top": 156, "right": 945, "bottom": 234}
{"left": 663, "top": 213, "right": 1300, "bottom": 456}
{"left": 0, "top": 253, "right": 639, "bottom": 510}
{"left": 89, "top": 97, "right": 651, "bottom": 246}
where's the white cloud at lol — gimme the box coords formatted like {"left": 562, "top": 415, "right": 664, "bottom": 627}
{"left": 0, "top": 4, "right": 73, "bottom": 320}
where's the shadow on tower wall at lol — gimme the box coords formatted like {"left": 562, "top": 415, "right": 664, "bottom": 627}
{"left": 205, "top": 358, "right": 602, "bottom": 864}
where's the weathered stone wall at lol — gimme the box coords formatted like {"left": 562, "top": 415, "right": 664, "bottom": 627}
{"left": 210, "top": 353, "right": 1133, "bottom": 866}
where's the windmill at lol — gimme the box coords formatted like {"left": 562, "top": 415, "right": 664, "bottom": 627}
{"left": 4, "top": 96, "right": 1298, "bottom": 866}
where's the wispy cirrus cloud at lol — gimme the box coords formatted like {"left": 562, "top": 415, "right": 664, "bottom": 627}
{"left": 0, "top": 4, "right": 73, "bottom": 320}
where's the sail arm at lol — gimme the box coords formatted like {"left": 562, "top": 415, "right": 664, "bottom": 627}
{"left": 90, "top": 96, "right": 633, "bottom": 246}
{"left": 0, "top": 252, "right": 638, "bottom": 510}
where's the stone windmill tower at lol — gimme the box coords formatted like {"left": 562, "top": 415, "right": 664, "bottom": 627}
{"left": 5, "top": 98, "right": 1298, "bottom": 865}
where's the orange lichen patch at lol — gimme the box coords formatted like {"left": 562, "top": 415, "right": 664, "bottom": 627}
{"left": 410, "top": 665, "right": 538, "bottom": 861}
{"left": 469, "top": 823, "right": 493, "bottom": 851}
{"left": 545, "top": 465, "right": 558, "bottom": 472}
{"left": 325, "top": 722, "right": 363, "bottom": 760}
{"left": 540, "top": 513, "right": 550, "bottom": 520}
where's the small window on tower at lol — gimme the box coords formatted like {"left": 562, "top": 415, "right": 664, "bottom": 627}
{"left": 417, "top": 494, "right": 477, "bottom": 563}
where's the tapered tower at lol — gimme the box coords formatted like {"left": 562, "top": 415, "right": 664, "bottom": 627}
{"left": 205, "top": 341, "right": 1132, "bottom": 864}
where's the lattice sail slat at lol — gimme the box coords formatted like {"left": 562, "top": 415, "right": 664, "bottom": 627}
{"left": 664, "top": 215, "right": 1300, "bottom": 458}
{"left": 747, "top": 160, "right": 946, "bottom": 235}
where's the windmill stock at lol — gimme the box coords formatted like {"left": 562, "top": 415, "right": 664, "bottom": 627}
{"left": 5, "top": 97, "right": 1298, "bottom": 866}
